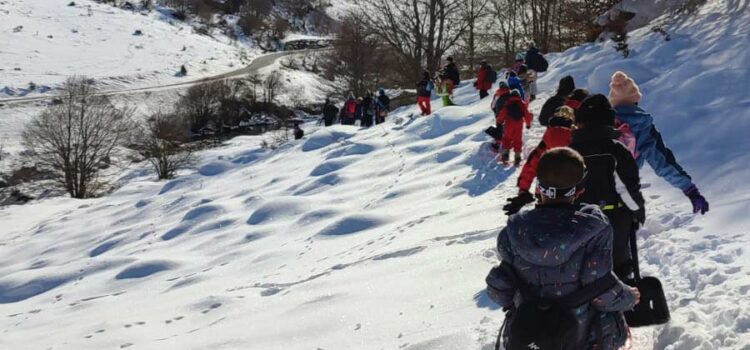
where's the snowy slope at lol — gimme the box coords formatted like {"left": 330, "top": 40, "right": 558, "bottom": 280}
{"left": 0, "top": 0, "right": 254, "bottom": 97}
{"left": 1, "top": 1, "right": 749, "bottom": 349}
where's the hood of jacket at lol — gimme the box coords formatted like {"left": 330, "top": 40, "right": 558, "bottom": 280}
{"left": 615, "top": 105, "right": 654, "bottom": 134}
{"left": 507, "top": 205, "right": 605, "bottom": 267}
{"left": 556, "top": 75, "right": 575, "bottom": 97}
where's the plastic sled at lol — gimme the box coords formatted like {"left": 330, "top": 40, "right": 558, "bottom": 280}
{"left": 624, "top": 276, "right": 670, "bottom": 327}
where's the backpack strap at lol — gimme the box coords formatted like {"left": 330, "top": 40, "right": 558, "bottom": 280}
{"left": 498, "top": 261, "right": 618, "bottom": 308}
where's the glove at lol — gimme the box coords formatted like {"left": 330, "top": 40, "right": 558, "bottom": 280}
{"left": 684, "top": 185, "right": 709, "bottom": 215}
{"left": 503, "top": 191, "right": 535, "bottom": 216}
{"left": 634, "top": 207, "right": 646, "bottom": 228}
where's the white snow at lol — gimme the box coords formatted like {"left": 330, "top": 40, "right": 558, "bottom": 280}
{"left": 1, "top": 0, "right": 750, "bottom": 349}
{"left": 0, "top": 0, "right": 256, "bottom": 97}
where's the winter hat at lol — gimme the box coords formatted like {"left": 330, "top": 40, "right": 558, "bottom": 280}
{"left": 515, "top": 52, "right": 525, "bottom": 61}
{"left": 609, "top": 71, "right": 642, "bottom": 107}
{"left": 379, "top": 88, "right": 385, "bottom": 95}
{"left": 510, "top": 89, "right": 521, "bottom": 97}
{"left": 568, "top": 88, "right": 590, "bottom": 102}
{"left": 575, "top": 94, "right": 616, "bottom": 126}
{"left": 557, "top": 76, "right": 575, "bottom": 97}
{"left": 498, "top": 81, "right": 509, "bottom": 89}
{"left": 447, "top": 56, "right": 454, "bottom": 62}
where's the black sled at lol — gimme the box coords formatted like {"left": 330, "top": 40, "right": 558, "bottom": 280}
{"left": 484, "top": 125, "right": 504, "bottom": 140}
{"left": 623, "top": 225, "right": 670, "bottom": 327}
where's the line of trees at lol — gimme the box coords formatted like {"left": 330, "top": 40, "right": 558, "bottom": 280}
{"left": 326, "top": 0, "right": 619, "bottom": 95}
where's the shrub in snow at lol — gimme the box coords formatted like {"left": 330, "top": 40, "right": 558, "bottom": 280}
{"left": 133, "top": 29, "right": 143, "bottom": 36}
{"left": 21, "top": 76, "right": 135, "bottom": 199}
{"left": 68, "top": 1, "right": 75, "bottom": 6}
{"left": 135, "top": 112, "right": 194, "bottom": 180}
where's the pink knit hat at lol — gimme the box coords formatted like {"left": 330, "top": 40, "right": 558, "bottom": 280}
{"left": 609, "top": 71, "right": 642, "bottom": 107}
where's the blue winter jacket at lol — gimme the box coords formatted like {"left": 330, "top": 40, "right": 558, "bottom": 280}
{"left": 507, "top": 76, "right": 526, "bottom": 100}
{"left": 615, "top": 105, "right": 694, "bottom": 192}
{"left": 486, "top": 204, "right": 635, "bottom": 350}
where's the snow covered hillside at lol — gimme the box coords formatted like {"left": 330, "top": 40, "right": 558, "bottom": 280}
{"left": 0, "top": 0, "right": 254, "bottom": 98}
{"left": 1, "top": 1, "right": 749, "bottom": 349}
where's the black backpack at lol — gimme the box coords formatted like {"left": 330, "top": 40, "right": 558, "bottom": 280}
{"left": 493, "top": 262, "right": 618, "bottom": 350}
{"left": 506, "top": 102, "right": 524, "bottom": 120}
{"left": 526, "top": 51, "right": 549, "bottom": 72}
{"left": 493, "top": 94, "right": 510, "bottom": 116}
{"left": 485, "top": 67, "right": 498, "bottom": 84}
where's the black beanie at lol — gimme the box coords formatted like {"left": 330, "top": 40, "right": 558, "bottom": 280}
{"left": 575, "top": 94, "right": 616, "bottom": 126}
{"left": 557, "top": 76, "right": 575, "bottom": 97}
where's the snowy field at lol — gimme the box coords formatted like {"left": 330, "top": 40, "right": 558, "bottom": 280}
{"left": 1, "top": 0, "right": 750, "bottom": 349}
{"left": 0, "top": 0, "right": 255, "bottom": 98}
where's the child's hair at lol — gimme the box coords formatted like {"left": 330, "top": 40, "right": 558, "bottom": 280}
{"left": 554, "top": 106, "right": 575, "bottom": 121}
{"left": 568, "top": 88, "right": 590, "bottom": 102}
{"left": 537, "top": 147, "right": 586, "bottom": 190}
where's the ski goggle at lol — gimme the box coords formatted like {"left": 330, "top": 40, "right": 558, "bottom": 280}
{"left": 537, "top": 170, "right": 587, "bottom": 199}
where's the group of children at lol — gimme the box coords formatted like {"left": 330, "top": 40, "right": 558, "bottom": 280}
{"left": 486, "top": 71, "right": 710, "bottom": 349}
{"left": 322, "top": 89, "right": 391, "bottom": 127}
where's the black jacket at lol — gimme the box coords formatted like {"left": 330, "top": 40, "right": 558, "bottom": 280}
{"left": 445, "top": 62, "right": 460, "bottom": 86}
{"left": 570, "top": 126, "right": 644, "bottom": 212}
{"left": 539, "top": 76, "right": 575, "bottom": 126}
{"left": 323, "top": 103, "right": 339, "bottom": 123}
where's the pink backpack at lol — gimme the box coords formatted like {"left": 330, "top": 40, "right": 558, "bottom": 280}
{"left": 615, "top": 118, "right": 640, "bottom": 160}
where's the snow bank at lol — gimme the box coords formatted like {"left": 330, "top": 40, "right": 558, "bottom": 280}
{"left": 0, "top": 1, "right": 749, "bottom": 348}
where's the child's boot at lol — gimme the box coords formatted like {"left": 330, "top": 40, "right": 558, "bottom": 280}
{"left": 514, "top": 152, "right": 522, "bottom": 166}
{"left": 501, "top": 150, "right": 510, "bottom": 164}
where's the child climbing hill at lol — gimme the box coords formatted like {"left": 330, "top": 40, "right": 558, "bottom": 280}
{"left": 496, "top": 90, "right": 532, "bottom": 165}
{"left": 609, "top": 71, "right": 709, "bottom": 215}
{"left": 486, "top": 147, "right": 638, "bottom": 350}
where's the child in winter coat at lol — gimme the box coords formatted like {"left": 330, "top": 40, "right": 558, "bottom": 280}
{"left": 570, "top": 94, "right": 646, "bottom": 279}
{"left": 376, "top": 89, "right": 390, "bottom": 124}
{"left": 517, "top": 64, "right": 538, "bottom": 102}
{"left": 341, "top": 94, "right": 357, "bottom": 125}
{"left": 504, "top": 106, "right": 576, "bottom": 215}
{"left": 609, "top": 71, "right": 709, "bottom": 214}
{"left": 436, "top": 72, "right": 455, "bottom": 107}
{"left": 487, "top": 147, "right": 638, "bottom": 350}
{"left": 497, "top": 90, "right": 533, "bottom": 165}
{"left": 416, "top": 71, "right": 434, "bottom": 116}
{"left": 476, "top": 60, "right": 494, "bottom": 99}
{"left": 538, "top": 75, "right": 575, "bottom": 126}
{"left": 506, "top": 71, "right": 526, "bottom": 101}
{"left": 566, "top": 88, "right": 590, "bottom": 110}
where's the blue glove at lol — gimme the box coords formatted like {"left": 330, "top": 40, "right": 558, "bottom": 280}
{"left": 685, "top": 185, "right": 709, "bottom": 215}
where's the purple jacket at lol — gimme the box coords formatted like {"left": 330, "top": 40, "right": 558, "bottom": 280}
{"left": 486, "top": 203, "right": 636, "bottom": 349}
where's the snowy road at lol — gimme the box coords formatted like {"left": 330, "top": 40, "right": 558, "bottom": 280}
{"left": 0, "top": 49, "right": 324, "bottom": 106}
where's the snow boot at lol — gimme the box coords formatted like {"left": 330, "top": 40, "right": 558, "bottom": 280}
{"left": 513, "top": 153, "right": 522, "bottom": 166}
{"left": 501, "top": 150, "right": 510, "bottom": 164}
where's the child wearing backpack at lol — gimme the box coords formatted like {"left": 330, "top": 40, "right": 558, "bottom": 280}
{"left": 503, "top": 106, "right": 576, "bottom": 215}
{"left": 486, "top": 81, "right": 513, "bottom": 150}
{"left": 416, "top": 71, "right": 434, "bottom": 116}
{"left": 486, "top": 147, "right": 638, "bottom": 350}
{"left": 496, "top": 90, "right": 532, "bottom": 165}
{"left": 376, "top": 88, "right": 390, "bottom": 124}
{"left": 609, "top": 71, "right": 709, "bottom": 215}
{"left": 538, "top": 75, "right": 575, "bottom": 127}
{"left": 476, "top": 60, "right": 495, "bottom": 99}
{"left": 570, "top": 94, "right": 646, "bottom": 279}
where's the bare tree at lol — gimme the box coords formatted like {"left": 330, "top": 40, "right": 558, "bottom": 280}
{"left": 137, "top": 112, "right": 194, "bottom": 180}
{"left": 357, "top": 0, "right": 470, "bottom": 79}
{"left": 461, "top": 0, "right": 490, "bottom": 71}
{"left": 263, "top": 71, "right": 283, "bottom": 104}
{"left": 22, "top": 76, "right": 134, "bottom": 199}
{"left": 324, "top": 13, "right": 382, "bottom": 97}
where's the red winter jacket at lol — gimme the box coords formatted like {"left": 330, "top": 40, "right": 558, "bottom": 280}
{"left": 517, "top": 125, "right": 574, "bottom": 192}
{"left": 476, "top": 66, "right": 493, "bottom": 91}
